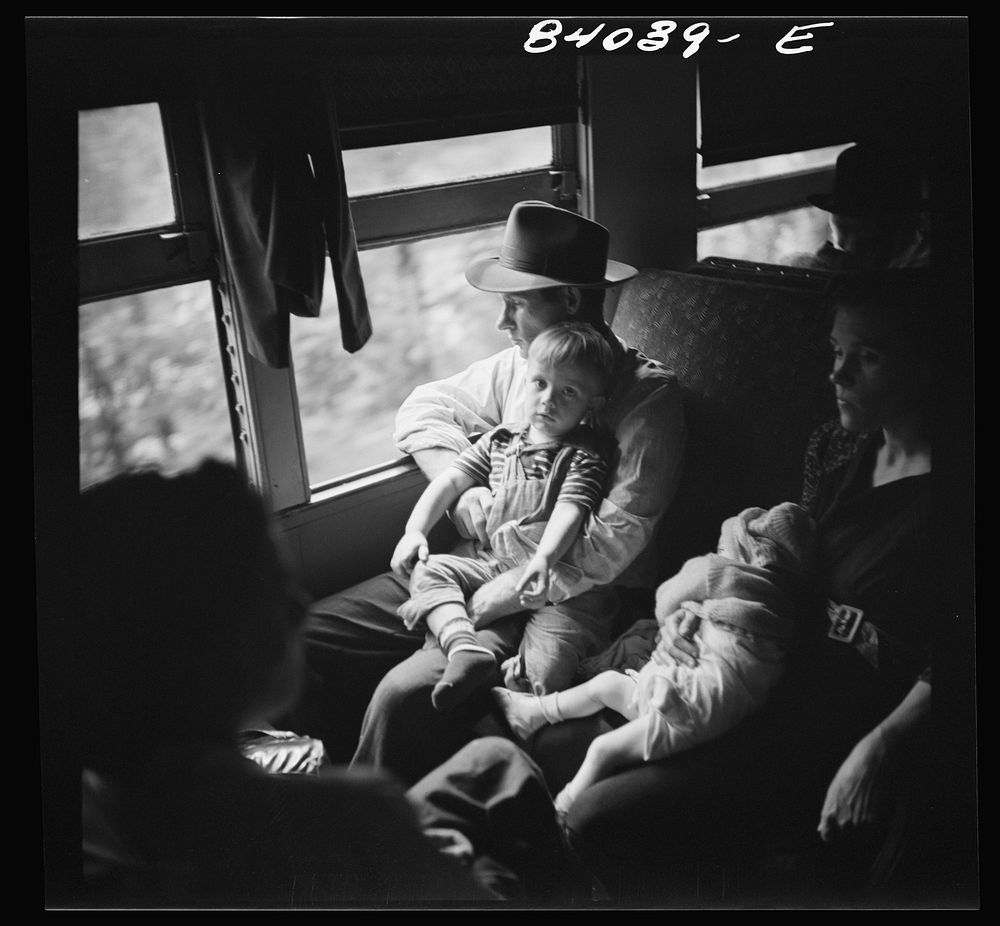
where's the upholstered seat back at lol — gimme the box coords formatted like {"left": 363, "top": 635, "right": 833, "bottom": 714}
{"left": 611, "top": 269, "right": 835, "bottom": 578}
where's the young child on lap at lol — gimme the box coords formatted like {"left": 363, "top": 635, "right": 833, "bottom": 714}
{"left": 391, "top": 322, "right": 615, "bottom": 711}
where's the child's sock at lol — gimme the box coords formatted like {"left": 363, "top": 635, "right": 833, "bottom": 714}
{"left": 432, "top": 618, "right": 496, "bottom": 712}
{"left": 490, "top": 688, "right": 563, "bottom": 742}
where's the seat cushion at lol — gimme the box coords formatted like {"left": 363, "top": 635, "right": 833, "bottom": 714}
{"left": 611, "top": 269, "right": 835, "bottom": 577}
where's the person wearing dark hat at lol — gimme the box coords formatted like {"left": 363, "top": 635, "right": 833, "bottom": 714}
{"left": 790, "top": 144, "right": 930, "bottom": 272}
{"left": 292, "top": 201, "right": 686, "bottom": 786}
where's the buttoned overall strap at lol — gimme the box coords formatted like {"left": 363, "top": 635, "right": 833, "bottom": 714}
{"left": 517, "top": 444, "right": 578, "bottom": 526}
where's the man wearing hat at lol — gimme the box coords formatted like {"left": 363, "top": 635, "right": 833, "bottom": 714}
{"left": 295, "top": 201, "right": 686, "bottom": 785}
{"left": 791, "top": 143, "right": 929, "bottom": 272}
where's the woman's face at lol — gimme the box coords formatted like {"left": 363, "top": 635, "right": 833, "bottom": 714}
{"left": 828, "top": 305, "right": 923, "bottom": 433}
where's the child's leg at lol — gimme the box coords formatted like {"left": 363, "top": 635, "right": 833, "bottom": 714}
{"left": 405, "top": 554, "right": 504, "bottom": 713}
{"left": 426, "top": 604, "right": 497, "bottom": 712}
{"left": 492, "top": 670, "right": 636, "bottom": 742}
{"left": 554, "top": 716, "right": 648, "bottom": 821}
{"left": 515, "top": 589, "right": 619, "bottom": 694}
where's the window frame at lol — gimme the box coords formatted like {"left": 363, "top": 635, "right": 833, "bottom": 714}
{"left": 691, "top": 102, "right": 846, "bottom": 263}
{"left": 78, "top": 97, "right": 579, "bottom": 513}
{"left": 693, "top": 78, "right": 842, "bottom": 232}
{"left": 695, "top": 165, "right": 836, "bottom": 231}
{"left": 78, "top": 101, "right": 215, "bottom": 303}
{"left": 291, "top": 122, "right": 579, "bottom": 499}
{"left": 348, "top": 123, "right": 579, "bottom": 249}
{"left": 76, "top": 99, "right": 267, "bottom": 499}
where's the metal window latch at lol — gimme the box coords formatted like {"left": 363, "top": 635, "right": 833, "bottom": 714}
{"left": 550, "top": 170, "right": 578, "bottom": 205}
{"left": 695, "top": 191, "right": 713, "bottom": 226}
{"left": 158, "top": 229, "right": 211, "bottom": 266}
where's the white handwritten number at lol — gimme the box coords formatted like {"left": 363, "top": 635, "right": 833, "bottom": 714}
{"left": 524, "top": 19, "right": 562, "bottom": 53}
{"left": 776, "top": 21, "right": 834, "bottom": 55}
{"left": 637, "top": 20, "right": 677, "bottom": 52}
{"left": 525, "top": 18, "right": 826, "bottom": 56}
{"left": 603, "top": 27, "right": 633, "bottom": 50}
{"left": 682, "top": 22, "right": 711, "bottom": 58}
{"left": 564, "top": 23, "right": 605, "bottom": 48}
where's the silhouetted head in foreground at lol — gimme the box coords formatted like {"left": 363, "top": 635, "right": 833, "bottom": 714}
{"left": 77, "top": 460, "right": 308, "bottom": 774}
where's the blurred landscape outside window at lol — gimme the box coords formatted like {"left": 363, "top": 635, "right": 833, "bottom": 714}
{"left": 698, "top": 206, "right": 829, "bottom": 266}
{"left": 293, "top": 128, "right": 552, "bottom": 486}
{"left": 79, "top": 104, "right": 175, "bottom": 238}
{"left": 696, "top": 144, "right": 851, "bottom": 265}
{"left": 79, "top": 283, "right": 235, "bottom": 488}
{"left": 291, "top": 229, "right": 510, "bottom": 485}
{"left": 78, "top": 104, "right": 233, "bottom": 488}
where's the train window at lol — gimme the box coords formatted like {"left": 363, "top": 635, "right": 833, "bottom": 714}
{"left": 695, "top": 143, "right": 854, "bottom": 266}
{"left": 79, "top": 282, "right": 235, "bottom": 489}
{"left": 78, "top": 104, "right": 175, "bottom": 239}
{"left": 289, "top": 123, "right": 573, "bottom": 489}
{"left": 291, "top": 227, "right": 509, "bottom": 486}
{"left": 697, "top": 206, "right": 829, "bottom": 265}
{"left": 343, "top": 127, "right": 553, "bottom": 196}
{"left": 77, "top": 99, "right": 232, "bottom": 492}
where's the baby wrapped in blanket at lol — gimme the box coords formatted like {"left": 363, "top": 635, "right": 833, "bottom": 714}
{"left": 493, "top": 501, "right": 815, "bottom": 819}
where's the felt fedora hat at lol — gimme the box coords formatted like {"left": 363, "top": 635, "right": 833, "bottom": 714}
{"left": 809, "top": 144, "right": 927, "bottom": 217}
{"left": 466, "top": 201, "right": 638, "bottom": 292}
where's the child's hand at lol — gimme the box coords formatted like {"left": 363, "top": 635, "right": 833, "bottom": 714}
{"left": 500, "top": 654, "right": 532, "bottom": 692}
{"left": 651, "top": 606, "right": 701, "bottom": 669}
{"left": 516, "top": 554, "right": 550, "bottom": 609}
{"left": 390, "top": 530, "right": 429, "bottom": 579}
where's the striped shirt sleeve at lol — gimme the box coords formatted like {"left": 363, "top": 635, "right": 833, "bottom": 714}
{"left": 555, "top": 449, "right": 608, "bottom": 512}
{"left": 450, "top": 432, "right": 495, "bottom": 488}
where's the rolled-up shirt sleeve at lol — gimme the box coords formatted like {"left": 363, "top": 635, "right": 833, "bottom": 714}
{"left": 548, "top": 370, "right": 686, "bottom": 598}
{"left": 394, "top": 349, "right": 524, "bottom": 457}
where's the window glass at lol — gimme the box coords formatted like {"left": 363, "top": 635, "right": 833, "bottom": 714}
{"left": 78, "top": 104, "right": 175, "bottom": 239}
{"left": 343, "top": 128, "right": 553, "bottom": 196}
{"left": 697, "top": 206, "right": 831, "bottom": 266}
{"left": 79, "top": 282, "right": 234, "bottom": 488}
{"left": 698, "top": 144, "right": 852, "bottom": 190}
{"left": 291, "top": 227, "right": 511, "bottom": 485}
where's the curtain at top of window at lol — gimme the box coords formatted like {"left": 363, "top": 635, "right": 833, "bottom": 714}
{"left": 697, "top": 18, "right": 969, "bottom": 167}
{"left": 40, "top": 20, "right": 579, "bottom": 141}
{"left": 326, "top": 53, "right": 578, "bottom": 149}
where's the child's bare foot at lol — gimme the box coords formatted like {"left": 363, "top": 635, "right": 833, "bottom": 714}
{"left": 432, "top": 650, "right": 496, "bottom": 712}
{"left": 553, "top": 781, "right": 580, "bottom": 830}
{"left": 490, "top": 686, "right": 547, "bottom": 741}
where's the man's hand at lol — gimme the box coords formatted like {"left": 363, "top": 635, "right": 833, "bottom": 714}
{"left": 449, "top": 487, "right": 494, "bottom": 545}
{"left": 650, "top": 607, "right": 701, "bottom": 668}
{"left": 390, "top": 530, "right": 429, "bottom": 580}
{"left": 468, "top": 568, "right": 529, "bottom": 628}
